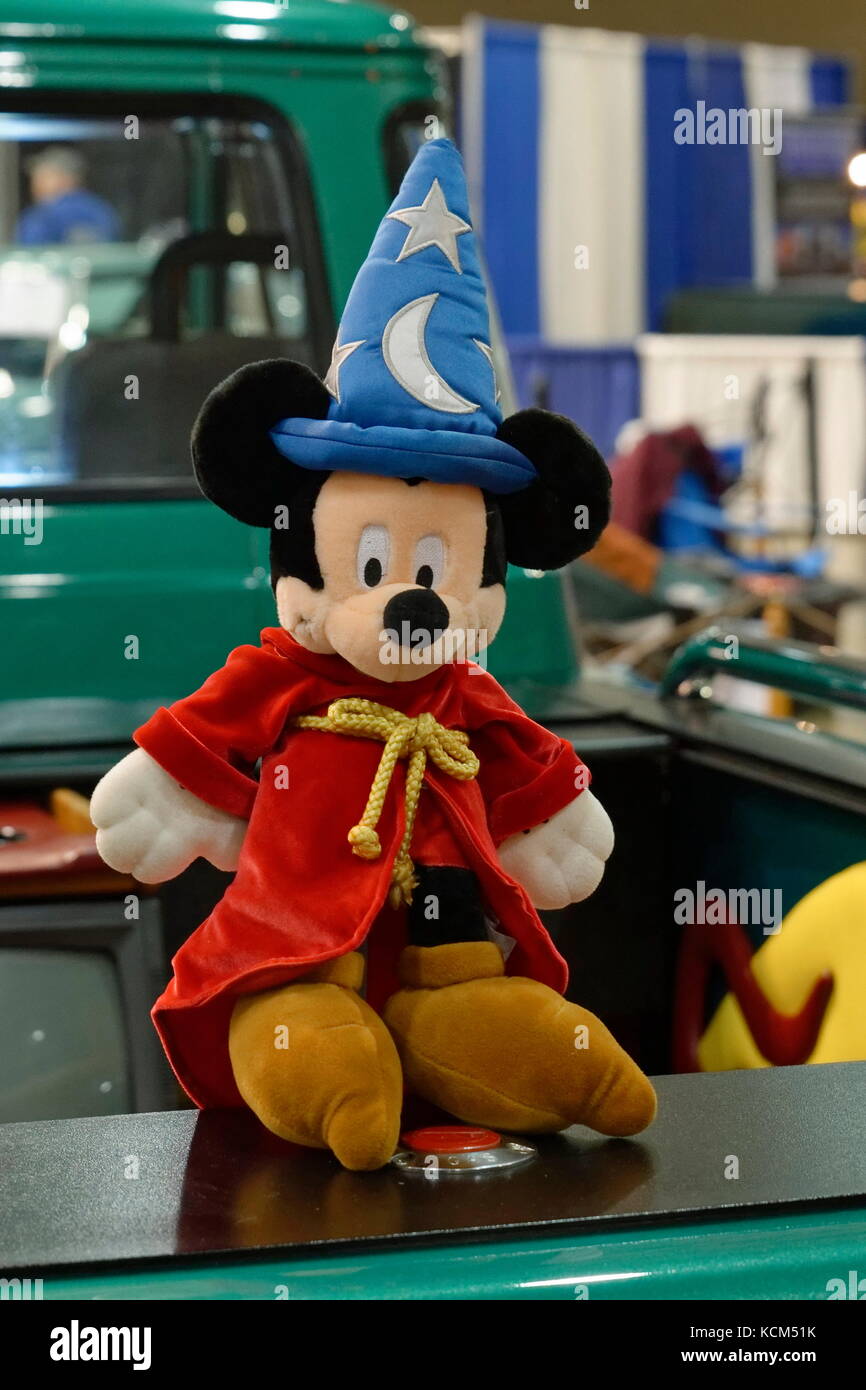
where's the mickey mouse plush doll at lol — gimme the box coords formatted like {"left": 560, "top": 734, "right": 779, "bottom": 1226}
{"left": 93, "top": 139, "right": 656, "bottom": 1169}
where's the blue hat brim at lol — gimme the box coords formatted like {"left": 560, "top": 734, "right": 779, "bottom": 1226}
{"left": 269, "top": 417, "right": 536, "bottom": 495}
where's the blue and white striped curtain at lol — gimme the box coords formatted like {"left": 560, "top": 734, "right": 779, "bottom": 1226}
{"left": 462, "top": 20, "right": 851, "bottom": 342}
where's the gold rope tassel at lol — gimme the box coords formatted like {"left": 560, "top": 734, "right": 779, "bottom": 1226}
{"left": 294, "top": 698, "right": 479, "bottom": 908}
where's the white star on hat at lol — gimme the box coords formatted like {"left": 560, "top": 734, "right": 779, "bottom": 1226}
{"left": 323, "top": 337, "right": 364, "bottom": 402}
{"left": 474, "top": 339, "right": 501, "bottom": 403}
{"left": 387, "top": 178, "right": 471, "bottom": 274}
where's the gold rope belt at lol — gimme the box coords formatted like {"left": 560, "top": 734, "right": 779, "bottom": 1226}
{"left": 294, "top": 697, "right": 479, "bottom": 908}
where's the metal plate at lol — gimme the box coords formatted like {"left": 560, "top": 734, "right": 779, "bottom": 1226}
{"left": 2, "top": 1063, "right": 866, "bottom": 1273}
{"left": 391, "top": 1138, "right": 537, "bottom": 1173}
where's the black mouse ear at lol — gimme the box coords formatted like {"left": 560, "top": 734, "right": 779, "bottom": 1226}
{"left": 192, "top": 358, "right": 330, "bottom": 526}
{"left": 495, "top": 408, "right": 611, "bottom": 569}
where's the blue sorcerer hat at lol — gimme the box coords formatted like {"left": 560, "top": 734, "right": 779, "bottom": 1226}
{"left": 269, "top": 139, "right": 536, "bottom": 495}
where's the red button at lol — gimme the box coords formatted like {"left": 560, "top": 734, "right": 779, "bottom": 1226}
{"left": 401, "top": 1125, "right": 501, "bottom": 1154}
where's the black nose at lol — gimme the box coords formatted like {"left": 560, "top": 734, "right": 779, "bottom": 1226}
{"left": 382, "top": 588, "right": 450, "bottom": 650}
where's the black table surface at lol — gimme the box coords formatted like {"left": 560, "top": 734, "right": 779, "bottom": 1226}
{"left": 2, "top": 1063, "right": 865, "bottom": 1274}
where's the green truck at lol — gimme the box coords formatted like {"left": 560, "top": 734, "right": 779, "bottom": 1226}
{"left": 0, "top": 0, "right": 575, "bottom": 749}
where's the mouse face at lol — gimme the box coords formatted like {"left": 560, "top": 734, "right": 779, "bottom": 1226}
{"left": 191, "top": 358, "right": 611, "bottom": 684}
{"left": 274, "top": 471, "right": 506, "bottom": 681}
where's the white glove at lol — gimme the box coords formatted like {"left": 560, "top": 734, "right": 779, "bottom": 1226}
{"left": 497, "top": 790, "right": 614, "bottom": 910}
{"left": 91, "top": 747, "right": 248, "bottom": 884}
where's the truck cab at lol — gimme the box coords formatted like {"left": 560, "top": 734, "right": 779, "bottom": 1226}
{"left": 0, "top": 0, "right": 455, "bottom": 740}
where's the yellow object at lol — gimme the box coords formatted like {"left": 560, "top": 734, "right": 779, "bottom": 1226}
{"left": 699, "top": 863, "right": 866, "bottom": 1069}
{"left": 229, "top": 951, "right": 403, "bottom": 1171}
{"left": 295, "top": 697, "right": 479, "bottom": 908}
{"left": 762, "top": 600, "right": 793, "bottom": 720}
{"left": 51, "top": 787, "right": 94, "bottom": 835}
{"left": 384, "top": 941, "right": 657, "bottom": 1136}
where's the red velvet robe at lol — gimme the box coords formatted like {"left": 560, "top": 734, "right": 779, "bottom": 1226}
{"left": 136, "top": 628, "right": 588, "bottom": 1107}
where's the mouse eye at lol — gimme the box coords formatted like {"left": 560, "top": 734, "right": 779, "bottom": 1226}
{"left": 357, "top": 525, "right": 390, "bottom": 588}
{"left": 413, "top": 535, "right": 445, "bottom": 589}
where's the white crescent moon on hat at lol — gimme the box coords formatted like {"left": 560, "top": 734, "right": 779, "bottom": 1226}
{"left": 381, "top": 293, "right": 478, "bottom": 415}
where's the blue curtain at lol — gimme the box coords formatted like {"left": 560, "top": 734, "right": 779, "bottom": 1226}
{"left": 478, "top": 22, "right": 540, "bottom": 336}
{"left": 507, "top": 338, "right": 640, "bottom": 459}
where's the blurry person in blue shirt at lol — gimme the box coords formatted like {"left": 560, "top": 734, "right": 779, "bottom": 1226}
{"left": 16, "top": 147, "right": 120, "bottom": 246}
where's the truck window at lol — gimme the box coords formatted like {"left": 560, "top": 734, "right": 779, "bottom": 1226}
{"left": 0, "top": 98, "right": 330, "bottom": 495}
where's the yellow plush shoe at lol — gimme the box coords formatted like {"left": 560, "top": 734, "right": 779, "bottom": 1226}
{"left": 383, "top": 943, "right": 656, "bottom": 1137}
{"left": 229, "top": 952, "right": 403, "bottom": 1171}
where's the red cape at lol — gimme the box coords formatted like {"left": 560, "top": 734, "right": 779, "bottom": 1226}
{"left": 137, "top": 629, "right": 587, "bottom": 1107}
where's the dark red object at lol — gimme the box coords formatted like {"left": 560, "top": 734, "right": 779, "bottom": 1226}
{"left": 611, "top": 425, "right": 727, "bottom": 541}
{"left": 401, "top": 1126, "right": 502, "bottom": 1154}
{"left": 137, "top": 628, "right": 590, "bottom": 1110}
{"left": 673, "top": 916, "right": 833, "bottom": 1072}
{"left": 0, "top": 802, "right": 102, "bottom": 891}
